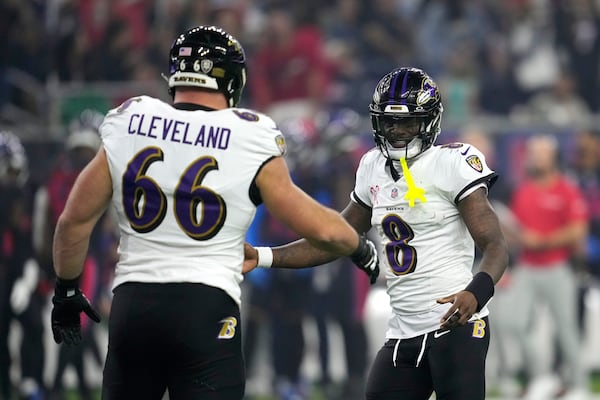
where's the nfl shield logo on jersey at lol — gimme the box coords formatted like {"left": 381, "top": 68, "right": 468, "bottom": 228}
{"left": 391, "top": 188, "right": 398, "bottom": 199}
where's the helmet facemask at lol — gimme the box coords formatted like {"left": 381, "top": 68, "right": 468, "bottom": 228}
{"left": 369, "top": 67, "right": 443, "bottom": 162}
{"left": 372, "top": 111, "right": 442, "bottom": 161}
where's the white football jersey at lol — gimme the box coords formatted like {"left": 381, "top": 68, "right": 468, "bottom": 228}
{"left": 352, "top": 143, "right": 497, "bottom": 339}
{"left": 100, "top": 96, "right": 286, "bottom": 305}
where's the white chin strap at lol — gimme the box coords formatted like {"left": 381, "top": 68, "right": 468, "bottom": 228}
{"left": 385, "top": 138, "right": 423, "bottom": 160}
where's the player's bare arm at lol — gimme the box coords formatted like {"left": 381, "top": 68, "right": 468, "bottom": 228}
{"left": 272, "top": 200, "right": 372, "bottom": 268}
{"left": 256, "top": 156, "right": 360, "bottom": 255}
{"left": 438, "top": 187, "right": 509, "bottom": 329}
{"left": 460, "top": 188, "right": 509, "bottom": 283}
{"left": 53, "top": 148, "right": 113, "bottom": 279}
{"left": 243, "top": 191, "right": 377, "bottom": 283}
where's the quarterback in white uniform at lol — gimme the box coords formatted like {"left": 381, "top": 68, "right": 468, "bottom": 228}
{"left": 353, "top": 142, "right": 496, "bottom": 339}
{"left": 244, "top": 67, "right": 508, "bottom": 400}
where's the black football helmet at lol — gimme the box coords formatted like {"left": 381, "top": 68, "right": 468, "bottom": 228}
{"left": 168, "top": 25, "right": 247, "bottom": 107}
{"left": 369, "top": 67, "right": 443, "bottom": 160}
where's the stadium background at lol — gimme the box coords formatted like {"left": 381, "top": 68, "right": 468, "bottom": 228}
{"left": 2, "top": 0, "right": 600, "bottom": 399}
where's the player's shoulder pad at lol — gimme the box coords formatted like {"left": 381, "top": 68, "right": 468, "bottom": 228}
{"left": 437, "top": 142, "right": 489, "bottom": 173}
{"left": 106, "top": 95, "right": 154, "bottom": 117}
{"left": 229, "top": 107, "right": 286, "bottom": 155}
{"left": 359, "top": 147, "right": 382, "bottom": 165}
{"left": 438, "top": 141, "right": 470, "bottom": 153}
{"left": 438, "top": 141, "right": 486, "bottom": 159}
{"left": 228, "top": 107, "right": 278, "bottom": 130}
{"left": 101, "top": 96, "right": 157, "bottom": 139}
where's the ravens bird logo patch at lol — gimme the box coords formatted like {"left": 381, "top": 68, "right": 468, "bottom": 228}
{"left": 466, "top": 155, "right": 483, "bottom": 173}
{"left": 275, "top": 135, "right": 287, "bottom": 156}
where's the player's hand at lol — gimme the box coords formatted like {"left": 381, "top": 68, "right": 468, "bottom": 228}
{"left": 243, "top": 243, "right": 259, "bottom": 274}
{"left": 51, "top": 277, "right": 100, "bottom": 345}
{"left": 436, "top": 290, "right": 478, "bottom": 330}
{"left": 350, "top": 235, "right": 380, "bottom": 284}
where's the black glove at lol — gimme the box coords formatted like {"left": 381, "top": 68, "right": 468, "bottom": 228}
{"left": 51, "top": 276, "right": 101, "bottom": 345}
{"left": 350, "top": 235, "right": 380, "bottom": 284}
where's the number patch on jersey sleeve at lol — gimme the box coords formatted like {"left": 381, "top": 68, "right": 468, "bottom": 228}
{"left": 116, "top": 97, "right": 142, "bottom": 113}
{"left": 232, "top": 110, "right": 259, "bottom": 121}
{"left": 440, "top": 142, "right": 464, "bottom": 149}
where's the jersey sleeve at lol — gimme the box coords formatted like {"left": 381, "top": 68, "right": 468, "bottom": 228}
{"left": 99, "top": 96, "right": 147, "bottom": 142}
{"left": 436, "top": 144, "right": 498, "bottom": 203}
{"left": 351, "top": 150, "right": 377, "bottom": 209}
{"left": 234, "top": 109, "right": 287, "bottom": 159}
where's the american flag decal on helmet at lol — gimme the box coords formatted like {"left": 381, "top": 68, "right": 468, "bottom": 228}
{"left": 179, "top": 47, "right": 192, "bottom": 56}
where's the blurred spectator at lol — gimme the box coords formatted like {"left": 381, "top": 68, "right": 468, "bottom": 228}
{"left": 175, "top": 0, "right": 214, "bottom": 32}
{"left": 438, "top": 48, "right": 479, "bottom": 124}
{"left": 31, "top": 113, "right": 110, "bottom": 400}
{"left": 210, "top": 0, "right": 246, "bottom": 39}
{"left": 6, "top": 3, "right": 47, "bottom": 82}
{"left": 0, "top": 130, "right": 46, "bottom": 400}
{"left": 0, "top": 2, "right": 16, "bottom": 110}
{"left": 0, "top": 1, "right": 48, "bottom": 119}
{"left": 6, "top": 0, "right": 600, "bottom": 130}
{"left": 552, "top": 0, "right": 600, "bottom": 111}
{"left": 514, "top": 71, "right": 593, "bottom": 127}
{"left": 507, "top": 134, "right": 589, "bottom": 400}
{"left": 416, "top": 0, "right": 492, "bottom": 78}
{"left": 110, "top": 0, "right": 151, "bottom": 49}
{"left": 359, "top": 0, "right": 415, "bottom": 82}
{"left": 567, "top": 130, "right": 600, "bottom": 327}
{"left": 477, "top": 38, "right": 525, "bottom": 115}
{"left": 321, "top": 0, "right": 369, "bottom": 111}
{"left": 52, "top": 0, "right": 92, "bottom": 82}
{"left": 97, "top": 20, "right": 139, "bottom": 81}
{"left": 506, "top": 0, "right": 561, "bottom": 94}
{"left": 323, "top": 0, "right": 363, "bottom": 45}
{"left": 249, "top": 6, "right": 331, "bottom": 123}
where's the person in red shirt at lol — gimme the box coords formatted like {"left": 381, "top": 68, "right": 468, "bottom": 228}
{"left": 508, "top": 134, "right": 589, "bottom": 400}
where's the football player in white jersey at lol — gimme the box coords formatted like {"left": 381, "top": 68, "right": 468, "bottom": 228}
{"left": 244, "top": 67, "right": 508, "bottom": 399}
{"left": 49, "top": 26, "right": 379, "bottom": 400}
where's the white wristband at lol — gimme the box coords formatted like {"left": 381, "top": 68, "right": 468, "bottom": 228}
{"left": 256, "top": 247, "right": 273, "bottom": 268}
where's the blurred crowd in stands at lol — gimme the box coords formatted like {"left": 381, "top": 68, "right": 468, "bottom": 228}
{"left": 2, "top": 0, "right": 600, "bottom": 399}
{"left": 1, "top": 0, "right": 600, "bottom": 125}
